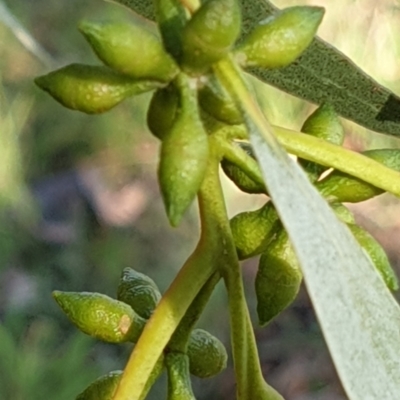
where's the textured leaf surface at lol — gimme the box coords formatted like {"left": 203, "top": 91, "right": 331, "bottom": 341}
{"left": 108, "top": 0, "right": 155, "bottom": 20}
{"left": 240, "top": 0, "right": 400, "bottom": 136}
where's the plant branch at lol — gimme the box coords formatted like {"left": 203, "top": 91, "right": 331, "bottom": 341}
{"left": 112, "top": 144, "right": 227, "bottom": 400}
{"left": 215, "top": 132, "right": 265, "bottom": 187}
{"left": 215, "top": 118, "right": 400, "bottom": 199}
{"left": 209, "top": 135, "right": 283, "bottom": 400}
{"left": 222, "top": 261, "right": 284, "bottom": 400}
{"left": 273, "top": 125, "right": 400, "bottom": 197}
{"left": 167, "top": 271, "right": 221, "bottom": 352}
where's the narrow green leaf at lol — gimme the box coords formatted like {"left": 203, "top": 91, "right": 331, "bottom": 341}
{"left": 215, "top": 57, "right": 400, "bottom": 400}
{"left": 239, "top": 0, "right": 400, "bottom": 136}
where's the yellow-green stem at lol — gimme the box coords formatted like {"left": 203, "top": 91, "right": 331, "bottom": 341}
{"left": 222, "top": 262, "right": 284, "bottom": 400}
{"left": 168, "top": 271, "right": 221, "bottom": 352}
{"left": 213, "top": 54, "right": 305, "bottom": 400}
{"left": 215, "top": 111, "right": 400, "bottom": 199}
{"left": 273, "top": 125, "right": 400, "bottom": 197}
{"left": 209, "top": 134, "right": 283, "bottom": 400}
{"left": 139, "top": 356, "right": 165, "bottom": 400}
{"left": 112, "top": 144, "right": 228, "bottom": 400}
{"left": 215, "top": 132, "right": 265, "bottom": 187}
{"left": 112, "top": 248, "right": 215, "bottom": 400}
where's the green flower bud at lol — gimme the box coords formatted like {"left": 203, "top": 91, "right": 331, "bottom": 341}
{"left": 165, "top": 352, "right": 196, "bottom": 400}
{"left": 256, "top": 227, "right": 302, "bottom": 326}
{"left": 221, "top": 159, "right": 266, "bottom": 194}
{"left": 187, "top": 329, "right": 227, "bottom": 378}
{"left": 347, "top": 224, "right": 398, "bottom": 291}
{"left": 302, "top": 104, "right": 344, "bottom": 144}
{"left": 79, "top": 20, "right": 179, "bottom": 82}
{"left": 198, "top": 74, "right": 242, "bottom": 124}
{"left": 35, "top": 64, "right": 162, "bottom": 114}
{"left": 235, "top": 6, "right": 324, "bottom": 69}
{"left": 230, "top": 201, "right": 280, "bottom": 260}
{"left": 298, "top": 103, "right": 345, "bottom": 182}
{"left": 181, "top": 0, "right": 242, "bottom": 74}
{"left": 158, "top": 73, "right": 209, "bottom": 226}
{"left": 147, "top": 84, "right": 179, "bottom": 140}
{"left": 76, "top": 370, "right": 122, "bottom": 400}
{"left": 53, "top": 291, "right": 146, "bottom": 343}
{"left": 154, "top": 0, "right": 188, "bottom": 59}
{"left": 221, "top": 140, "right": 266, "bottom": 194}
{"left": 76, "top": 358, "right": 164, "bottom": 400}
{"left": 316, "top": 149, "right": 400, "bottom": 203}
{"left": 117, "top": 267, "right": 162, "bottom": 319}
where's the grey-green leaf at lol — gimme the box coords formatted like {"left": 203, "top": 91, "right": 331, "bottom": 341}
{"left": 248, "top": 103, "right": 400, "bottom": 400}
{"left": 240, "top": 0, "right": 400, "bottom": 136}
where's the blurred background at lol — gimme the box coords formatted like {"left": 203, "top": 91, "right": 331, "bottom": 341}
{"left": 1, "top": 0, "right": 400, "bottom": 399}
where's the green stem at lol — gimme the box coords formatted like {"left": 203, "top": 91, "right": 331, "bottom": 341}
{"left": 112, "top": 248, "right": 215, "bottom": 400}
{"left": 112, "top": 145, "right": 228, "bottom": 400}
{"left": 220, "top": 125, "right": 400, "bottom": 200}
{"left": 213, "top": 55, "right": 292, "bottom": 400}
{"left": 208, "top": 135, "right": 283, "bottom": 400}
{"left": 222, "top": 262, "right": 284, "bottom": 400}
{"left": 168, "top": 271, "right": 221, "bottom": 352}
{"left": 165, "top": 352, "right": 196, "bottom": 400}
{"left": 213, "top": 101, "right": 400, "bottom": 199}
{"left": 215, "top": 132, "right": 265, "bottom": 187}
{"left": 272, "top": 125, "right": 400, "bottom": 197}
{"left": 139, "top": 355, "right": 165, "bottom": 400}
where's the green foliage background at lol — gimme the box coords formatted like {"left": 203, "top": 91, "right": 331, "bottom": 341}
{"left": 1, "top": 0, "right": 400, "bottom": 399}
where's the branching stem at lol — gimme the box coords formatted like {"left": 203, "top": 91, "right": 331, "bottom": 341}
{"left": 112, "top": 144, "right": 229, "bottom": 400}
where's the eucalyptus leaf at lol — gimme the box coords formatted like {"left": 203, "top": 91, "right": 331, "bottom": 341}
{"left": 252, "top": 128, "right": 400, "bottom": 400}
{"left": 215, "top": 58, "right": 400, "bottom": 400}
{"left": 239, "top": 0, "right": 400, "bottom": 136}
